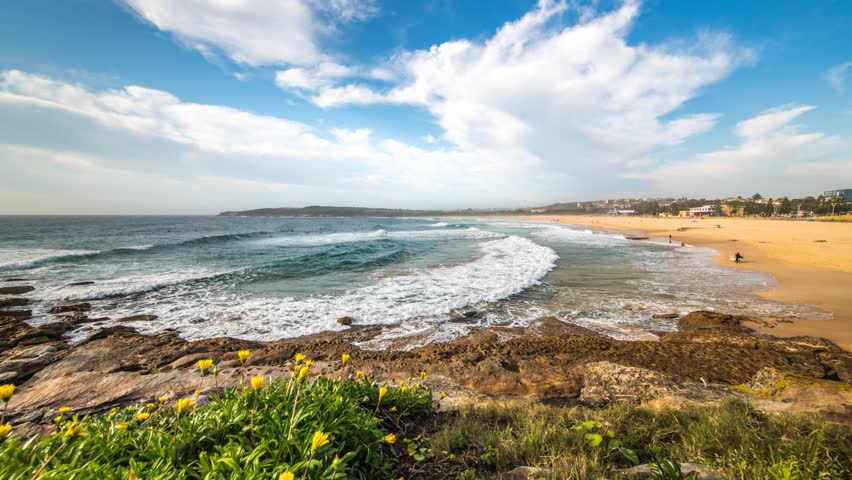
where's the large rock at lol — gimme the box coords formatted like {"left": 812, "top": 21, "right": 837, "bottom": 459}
{"left": 48, "top": 303, "right": 91, "bottom": 314}
{"left": 0, "top": 310, "right": 32, "bottom": 320}
{"left": 0, "top": 286, "right": 35, "bottom": 295}
{"left": 580, "top": 361, "right": 676, "bottom": 406}
{"left": 735, "top": 367, "right": 852, "bottom": 423}
{"left": 617, "top": 463, "right": 722, "bottom": 479}
{"left": 336, "top": 316, "right": 353, "bottom": 326}
{"left": 0, "top": 297, "right": 29, "bottom": 308}
{"left": 0, "top": 344, "right": 58, "bottom": 383}
{"left": 505, "top": 466, "right": 551, "bottom": 479}
{"left": 678, "top": 311, "right": 750, "bottom": 332}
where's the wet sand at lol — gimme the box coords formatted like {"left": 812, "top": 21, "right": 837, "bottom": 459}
{"left": 511, "top": 215, "right": 852, "bottom": 350}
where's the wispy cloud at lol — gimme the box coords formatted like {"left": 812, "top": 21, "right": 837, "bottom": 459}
{"left": 826, "top": 61, "right": 852, "bottom": 92}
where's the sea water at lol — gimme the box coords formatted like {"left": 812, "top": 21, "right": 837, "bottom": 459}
{"left": 0, "top": 216, "right": 825, "bottom": 347}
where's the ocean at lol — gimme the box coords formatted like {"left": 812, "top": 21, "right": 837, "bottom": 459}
{"left": 0, "top": 216, "right": 823, "bottom": 348}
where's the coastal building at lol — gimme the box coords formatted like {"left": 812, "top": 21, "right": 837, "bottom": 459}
{"left": 824, "top": 189, "right": 852, "bottom": 200}
{"left": 721, "top": 205, "right": 745, "bottom": 217}
{"left": 608, "top": 206, "right": 637, "bottom": 216}
{"left": 679, "top": 205, "right": 720, "bottom": 217}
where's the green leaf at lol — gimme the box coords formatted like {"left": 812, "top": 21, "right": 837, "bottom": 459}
{"left": 584, "top": 433, "right": 603, "bottom": 447}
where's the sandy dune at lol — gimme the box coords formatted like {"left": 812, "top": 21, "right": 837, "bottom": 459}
{"left": 514, "top": 215, "right": 852, "bottom": 350}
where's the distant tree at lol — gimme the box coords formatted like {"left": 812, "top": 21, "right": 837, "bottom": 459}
{"left": 779, "top": 197, "right": 792, "bottom": 215}
{"left": 764, "top": 199, "right": 775, "bottom": 216}
{"left": 752, "top": 193, "right": 763, "bottom": 200}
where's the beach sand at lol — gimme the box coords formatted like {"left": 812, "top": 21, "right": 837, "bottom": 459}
{"left": 512, "top": 215, "right": 852, "bottom": 350}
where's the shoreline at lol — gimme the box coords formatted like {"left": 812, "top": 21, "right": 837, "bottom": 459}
{"left": 507, "top": 214, "right": 852, "bottom": 350}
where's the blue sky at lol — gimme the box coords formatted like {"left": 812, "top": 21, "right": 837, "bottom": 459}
{"left": 1, "top": 0, "right": 850, "bottom": 213}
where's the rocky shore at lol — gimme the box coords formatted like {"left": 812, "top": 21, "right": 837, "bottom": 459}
{"left": 3, "top": 285, "right": 851, "bottom": 437}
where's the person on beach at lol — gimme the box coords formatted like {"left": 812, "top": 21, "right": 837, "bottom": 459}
{"left": 735, "top": 252, "right": 743, "bottom": 263}
{"left": 681, "top": 242, "right": 686, "bottom": 247}
{"left": 668, "top": 234, "right": 672, "bottom": 244}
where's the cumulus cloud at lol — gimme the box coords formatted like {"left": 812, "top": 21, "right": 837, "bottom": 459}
{"left": 288, "top": 0, "right": 750, "bottom": 174}
{"left": 119, "top": 0, "right": 379, "bottom": 66}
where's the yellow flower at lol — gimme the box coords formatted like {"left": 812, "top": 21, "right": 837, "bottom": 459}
{"left": 135, "top": 412, "right": 150, "bottom": 421}
{"left": 378, "top": 386, "right": 388, "bottom": 402}
{"left": 238, "top": 349, "right": 251, "bottom": 364}
{"left": 311, "top": 430, "right": 330, "bottom": 451}
{"left": 176, "top": 398, "right": 193, "bottom": 414}
{"left": 158, "top": 395, "right": 168, "bottom": 403}
{"left": 390, "top": 406, "right": 397, "bottom": 412}
{"left": 279, "top": 473, "right": 294, "bottom": 480}
{"left": 110, "top": 407, "right": 119, "bottom": 414}
{"left": 294, "top": 353, "right": 306, "bottom": 364}
{"left": 251, "top": 376, "right": 265, "bottom": 391}
{"left": 0, "top": 384, "right": 14, "bottom": 403}
{"left": 305, "top": 359, "right": 314, "bottom": 368}
{"left": 0, "top": 424, "right": 11, "bottom": 439}
{"left": 356, "top": 370, "right": 363, "bottom": 377}
{"left": 341, "top": 353, "right": 350, "bottom": 366}
{"left": 198, "top": 359, "right": 214, "bottom": 376}
{"left": 58, "top": 406, "right": 71, "bottom": 414}
{"left": 115, "top": 422, "right": 128, "bottom": 430}
{"left": 212, "top": 366, "right": 219, "bottom": 377}
{"left": 65, "top": 422, "right": 83, "bottom": 437}
{"left": 420, "top": 371, "right": 427, "bottom": 380}
{"left": 195, "top": 389, "right": 201, "bottom": 396}
{"left": 384, "top": 433, "right": 397, "bottom": 444}
{"left": 53, "top": 416, "right": 63, "bottom": 423}
{"left": 145, "top": 403, "right": 156, "bottom": 409}
{"left": 297, "top": 366, "right": 310, "bottom": 381}
{"left": 440, "top": 391, "right": 447, "bottom": 399}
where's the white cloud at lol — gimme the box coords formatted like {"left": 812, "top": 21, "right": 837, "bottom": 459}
{"left": 625, "top": 105, "right": 851, "bottom": 197}
{"left": 119, "top": 0, "right": 378, "bottom": 66}
{"left": 826, "top": 61, "right": 852, "bottom": 91}
{"left": 296, "top": 0, "right": 749, "bottom": 169}
{"left": 0, "top": 69, "right": 559, "bottom": 213}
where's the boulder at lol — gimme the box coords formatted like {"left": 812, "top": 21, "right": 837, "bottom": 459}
{"left": 617, "top": 463, "right": 722, "bottom": 479}
{"left": 678, "top": 311, "right": 751, "bottom": 332}
{"left": 0, "top": 297, "right": 29, "bottom": 308}
{"left": 48, "top": 303, "right": 91, "bottom": 314}
{"left": 505, "top": 466, "right": 551, "bottom": 479}
{"left": 117, "top": 314, "right": 158, "bottom": 322}
{"left": 0, "top": 310, "right": 32, "bottom": 320}
{"left": 0, "top": 344, "right": 58, "bottom": 382}
{"left": 336, "top": 316, "right": 353, "bottom": 326}
{"left": 580, "top": 361, "right": 676, "bottom": 406}
{"left": 0, "top": 286, "right": 35, "bottom": 295}
{"left": 59, "top": 312, "right": 90, "bottom": 324}
{"left": 36, "top": 321, "right": 73, "bottom": 338}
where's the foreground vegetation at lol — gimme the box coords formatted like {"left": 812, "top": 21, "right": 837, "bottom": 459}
{"left": 1, "top": 355, "right": 850, "bottom": 479}
{"left": 0, "top": 354, "right": 432, "bottom": 479}
{"left": 419, "top": 398, "right": 851, "bottom": 479}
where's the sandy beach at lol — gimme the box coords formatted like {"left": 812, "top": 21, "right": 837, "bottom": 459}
{"left": 511, "top": 215, "right": 852, "bottom": 350}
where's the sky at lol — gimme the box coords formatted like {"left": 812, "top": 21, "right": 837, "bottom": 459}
{"left": 1, "top": 0, "right": 851, "bottom": 214}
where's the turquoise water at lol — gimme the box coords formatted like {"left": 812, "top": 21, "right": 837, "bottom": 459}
{"left": 0, "top": 216, "right": 822, "bottom": 347}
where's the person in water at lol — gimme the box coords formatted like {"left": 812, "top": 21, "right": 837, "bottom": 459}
{"left": 735, "top": 252, "right": 743, "bottom": 263}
